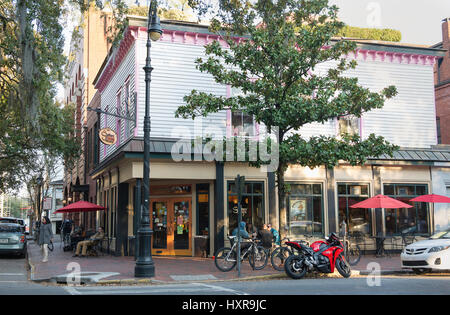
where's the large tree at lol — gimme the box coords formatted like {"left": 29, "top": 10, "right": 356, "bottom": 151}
{"left": 176, "top": 0, "right": 399, "bottom": 232}
{"left": 0, "top": 0, "right": 139, "bottom": 193}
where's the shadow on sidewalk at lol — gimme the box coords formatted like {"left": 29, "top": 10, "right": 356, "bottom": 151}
{"left": 27, "top": 239, "right": 284, "bottom": 283}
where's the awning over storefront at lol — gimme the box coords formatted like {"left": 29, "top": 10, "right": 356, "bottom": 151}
{"left": 371, "top": 147, "right": 450, "bottom": 163}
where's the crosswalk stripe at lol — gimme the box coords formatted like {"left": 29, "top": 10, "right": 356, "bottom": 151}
{"left": 62, "top": 283, "right": 245, "bottom": 295}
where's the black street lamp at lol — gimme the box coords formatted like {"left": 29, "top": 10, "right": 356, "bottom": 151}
{"left": 134, "top": 0, "right": 162, "bottom": 278}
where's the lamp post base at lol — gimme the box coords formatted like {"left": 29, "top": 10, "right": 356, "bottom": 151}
{"left": 134, "top": 226, "right": 155, "bottom": 278}
{"left": 134, "top": 263, "right": 155, "bottom": 278}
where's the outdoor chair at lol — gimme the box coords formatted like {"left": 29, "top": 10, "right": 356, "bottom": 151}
{"left": 401, "top": 231, "right": 417, "bottom": 247}
{"left": 85, "top": 238, "right": 105, "bottom": 257}
{"left": 385, "top": 233, "right": 403, "bottom": 255}
{"left": 349, "top": 231, "right": 367, "bottom": 255}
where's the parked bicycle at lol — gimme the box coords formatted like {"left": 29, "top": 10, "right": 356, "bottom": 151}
{"left": 270, "top": 237, "right": 293, "bottom": 271}
{"left": 343, "top": 237, "right": 361, "bottom": 266}
{"left": 214, "top": 235, "right": 268, "bottom": 272}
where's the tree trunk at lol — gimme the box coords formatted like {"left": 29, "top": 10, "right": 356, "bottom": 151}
{"left": 276, "top": 166, "right": 287, "bottom": 238}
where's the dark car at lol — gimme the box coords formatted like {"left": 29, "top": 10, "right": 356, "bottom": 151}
{"left": 0, "top": 223, "right": 27, "bottom": 258}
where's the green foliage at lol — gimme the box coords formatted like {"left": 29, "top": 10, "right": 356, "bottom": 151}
{"left": 179, "top": 0, "right": 399, "bottom": 213}
{"left": 337, "top": 26, "right": 402, "bottom": 42}
{"left": 0, "top": 0, "right": 80, "bottom": 193}
{"left": 127, "top": 0, "right": 196, "bottom": 21}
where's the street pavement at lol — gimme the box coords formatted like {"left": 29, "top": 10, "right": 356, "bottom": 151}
{"left": 62, "top": 277, "right": 450, "bottom": 295}
{"left": 27, "top": 238, "right": 413, "bottom": 285}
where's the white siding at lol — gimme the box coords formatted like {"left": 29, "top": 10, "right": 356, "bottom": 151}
{"left": 135, "top": 40, "right": 228, "bottom": 141}
{"left": 100, "top": 44, "right": 136, "bottom": 162}
{"left": 101, "top": 34, "right": 438, "bottom": 164}
{"left": 297, "top": 58, "right": 437, "bottom": 148}
{"left": 356, "top": 61, "right": 437, "bottom": 148}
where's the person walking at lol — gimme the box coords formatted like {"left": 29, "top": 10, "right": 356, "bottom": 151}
{"left": 38, "top": 216, "right": 53, "bottom": 263}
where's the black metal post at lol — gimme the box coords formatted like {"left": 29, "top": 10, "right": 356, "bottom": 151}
{"left": 135, "top": 0, "right": 161, "bottom": 278}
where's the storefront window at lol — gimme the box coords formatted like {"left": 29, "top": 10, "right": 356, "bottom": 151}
{"left": 338, "top": 183, "right": 371, "bottom": 236}
{"left": 287, "top": 183, "right": 324, "bottom": 236}
{"left": 384, "top": 184, "right": 429, "bottom": 235}
{"left": 227, "top": 181, "right": 264, "bottom": 234}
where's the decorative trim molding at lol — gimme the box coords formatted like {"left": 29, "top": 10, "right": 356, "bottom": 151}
{"left": 155, "top": 27, "right": 439, "bottom": 67}
{"left": 95, "top": 27, "right": 139, "bottom": 93}
{"left": 96, "top": 25, "right": 440, "bottom": 95}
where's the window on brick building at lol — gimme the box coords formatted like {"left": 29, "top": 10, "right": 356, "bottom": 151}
{"left": 437, "top": 117, "right": 441, "bottom": 144}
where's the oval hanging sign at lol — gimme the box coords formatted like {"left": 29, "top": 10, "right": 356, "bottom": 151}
{"left": 99, "top": 127, "right": 117, "bottom": 145}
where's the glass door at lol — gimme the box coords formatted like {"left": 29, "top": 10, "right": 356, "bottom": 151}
{"left": 150, "top": 198, "right": 192, "bottom": 256}
{"left": 172, "top": 198, "right": 192, "bottom": 255}
{"left": 151, "top": 200, "right": 168, "bottom": 252}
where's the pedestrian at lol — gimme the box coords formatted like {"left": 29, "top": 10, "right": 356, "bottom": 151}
{"left": 267, "top": 224, "right": 280, "bottom": 246}
{"left": 38, "top": 216, "right": 53, "bottom": 263}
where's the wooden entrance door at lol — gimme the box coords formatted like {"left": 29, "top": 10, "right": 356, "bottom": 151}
{"left": 150, "top": 197, "right": 192, "bottom": 256}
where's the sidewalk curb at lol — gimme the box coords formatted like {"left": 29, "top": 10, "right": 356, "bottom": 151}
{"left": 64, "top": 269, "right": 410, "bottom": 286}
{"left": 26, "top": 241, "right": 54, "bottom": 283}
{"left": 27, "top": 254, "right": 54, "bottom": 283}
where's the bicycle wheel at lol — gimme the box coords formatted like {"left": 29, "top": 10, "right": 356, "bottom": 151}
{"left": 214, "top": 247, "right": 237, "bottom": 272}
{"left": 346, "top": 244, "right": 361, "bottom": 266}
{"left": 271, "top": 247, "right": 292, "bottom": 271}
{"left": 248, "top": 246, "right": 268, "bottom": 270}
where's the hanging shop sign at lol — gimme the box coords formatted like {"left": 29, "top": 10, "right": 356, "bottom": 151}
{"left": 99, "top": 128, "right": 117, "bottom": 145}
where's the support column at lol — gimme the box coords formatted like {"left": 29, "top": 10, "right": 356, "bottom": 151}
{"left": 214, "top": 162, "right": 224, "bottom": 253}
{"left": 372, "top": 165, "right": 383, "bottom": 236}
{"left": 117, "top": 183, "right": 129, "bottom": 256}
{"left": 268, "top": 171, "right": 277, "bottom": 228}
{"left": 326, "top": 167, "right": 337, "bottom": 233}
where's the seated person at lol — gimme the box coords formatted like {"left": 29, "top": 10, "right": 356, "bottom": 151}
{"left": 246, "top": 223, "right": 258, "bottom": 239}
{"left": 267, "top": 224, "right": 280, "bottom": 246}
{"left": 73, "top": 227, "right": 104, "bottom": 257}
{"left": 257, "top": 224, "right": 273, "bottom": 249}
{"left": 231, "top": 221, "right": 251, "bottom": 251}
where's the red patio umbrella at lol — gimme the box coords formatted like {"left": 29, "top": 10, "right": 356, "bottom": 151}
{"left": 350, "top": 194, "right": 413, "bottom": 209}
{"left": 54, "top": 200, "right": 106, "bottom": 213}
{"left": 410, "top": 194, "right": 450, "bottom": 203}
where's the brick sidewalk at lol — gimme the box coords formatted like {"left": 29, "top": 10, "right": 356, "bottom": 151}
{"left": 27, "top": 239, "right": 405, "bottom": 284}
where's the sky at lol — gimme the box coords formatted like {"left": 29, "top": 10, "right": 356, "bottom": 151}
{"left": 329, "top": 0, "right": 450, "bottom": 46}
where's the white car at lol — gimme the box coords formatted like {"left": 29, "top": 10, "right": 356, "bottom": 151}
{"left": 401, "top": 229, "right": 450, "bottom": 274}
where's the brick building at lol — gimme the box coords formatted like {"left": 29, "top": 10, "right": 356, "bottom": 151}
{"left": 433, "top": 18, "right": 450, "bottom": 144}
{"left": 63, "top": 6, "right": 112, "bottom": 229}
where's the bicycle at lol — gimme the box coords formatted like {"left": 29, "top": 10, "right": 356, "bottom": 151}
{"left": 343, "top": 237, "right": 361, "bottom": 266}
{"left": 214, "top": 235, "right": 268, "bottom": 272}
{"left": 270, "top": 237, "right": 293, "bottom": 271}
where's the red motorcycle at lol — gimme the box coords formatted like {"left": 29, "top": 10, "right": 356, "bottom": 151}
{"left": 284, "top": 232, "right": 351, "bottom": 279}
